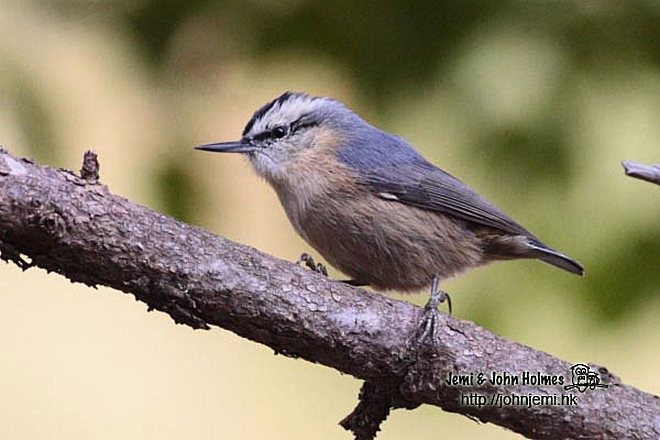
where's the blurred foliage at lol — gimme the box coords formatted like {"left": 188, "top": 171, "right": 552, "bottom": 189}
{"left": 247, "top": 1, "right": 499, "bottom": 106}
{"left": 5, "top": 67, "right": 59, "bottom": 164}
{"left": 124, "top": 0, "right": 215, "bottom": 65}
{"left": 110, "top": 1, "right": 660, "bottom": 97}
{"left": 476, "top": 125, "right": 571, "bottom": 189}
{"left": 584, "top": 228, "right": 660, "bottom": 322}
{"left": 152, "top": 157, "right": 200, "bottom": 224}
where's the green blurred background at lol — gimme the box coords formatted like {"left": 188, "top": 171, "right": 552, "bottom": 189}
{"left": 1, "top": 1, "right": 659, "bottom": 438}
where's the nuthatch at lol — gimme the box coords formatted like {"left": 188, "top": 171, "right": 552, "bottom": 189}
{"left": 196, "top": 92, "right": 583, "bottom": 334}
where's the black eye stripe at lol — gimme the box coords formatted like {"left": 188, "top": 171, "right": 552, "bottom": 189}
{"left": 291, "top": 116, "right": 318, "bottom": 133}
{"left": 253, "top": 127, "right": 280, "bottom": 142}
{"left": 252, "top": 118, "right": 318, "bottom": 142}
{"left": 253, "top": 132, "right": 270, "bottom": 142}
{"left": 292, "top": 121, "right": 317, "bottom": 132}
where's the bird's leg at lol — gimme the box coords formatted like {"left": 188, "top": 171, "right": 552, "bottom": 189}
{"left": 296, "top": 252, "right": 328, "bottom": 277}
{"left": 416, "top": 274, "right": 452, "bottom": 344}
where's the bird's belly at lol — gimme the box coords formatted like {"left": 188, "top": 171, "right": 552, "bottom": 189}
{"left": 291, "top": 195, "right": 485, "bottom": 292}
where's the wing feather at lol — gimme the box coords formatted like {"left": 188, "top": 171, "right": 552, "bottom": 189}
{"left": 359, "top": 162, "right": 535, "bottom": 238}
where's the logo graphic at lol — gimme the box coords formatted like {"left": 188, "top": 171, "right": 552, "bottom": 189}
{"left": 564, "top": 364, "right": 609, "bottom": 393}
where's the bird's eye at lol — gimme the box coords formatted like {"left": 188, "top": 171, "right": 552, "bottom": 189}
{"left": 272, "top": 126, "right": 288, "bottom": 139}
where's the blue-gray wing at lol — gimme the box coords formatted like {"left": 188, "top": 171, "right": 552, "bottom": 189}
{"left": 358, "top": 161, "right": 535, "bottom": 238}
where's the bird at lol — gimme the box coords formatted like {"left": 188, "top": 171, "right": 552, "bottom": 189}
{"left": 196, "top": 92, "right": 583, "bottom": 337}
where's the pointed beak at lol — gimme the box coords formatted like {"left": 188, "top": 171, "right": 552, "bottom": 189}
{"left": 194, "top": 140, "right": 255, "bottom": 154}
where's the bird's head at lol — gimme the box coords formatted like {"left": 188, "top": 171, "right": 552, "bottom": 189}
{"left": 196, "top": 92, "right": 356, "bottom": 183}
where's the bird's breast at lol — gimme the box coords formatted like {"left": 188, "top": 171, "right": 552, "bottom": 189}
{"left": 275, "top": 176, "right": 485, "bottom": 292}
{"left": 272, "top": 154, "right": 358, "bottom": 242}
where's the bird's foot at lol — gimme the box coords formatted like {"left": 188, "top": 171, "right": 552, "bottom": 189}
{"left": 416, "top": 275, "right": 452, "bottom": 345}
{"left": 296, "top": 252, "right": 328, "bottom": 277}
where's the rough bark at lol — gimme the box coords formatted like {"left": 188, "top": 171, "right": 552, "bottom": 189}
{"left": 0, "top": 148, "right": 658, "bottom": 439}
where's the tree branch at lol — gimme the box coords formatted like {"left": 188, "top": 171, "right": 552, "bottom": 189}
{"left": 622, "top": 160, "right": 660, "bottom": 186}
{"left": 0, "top": 148, "right": 657, "bottom": 439}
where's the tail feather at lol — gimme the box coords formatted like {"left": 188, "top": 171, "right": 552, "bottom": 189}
{"left": 528, "top": 243, "right": 584, "bottom": 276}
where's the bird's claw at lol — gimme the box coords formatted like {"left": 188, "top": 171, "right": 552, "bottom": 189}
{"left": 296, "top": 252, "right": 328, "bottom": 277}
{"left": 415, "top": 275, "right": 452, "bottom": 345}
{"left": 417, "top": 306, "right": 440, "bottom": 345}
